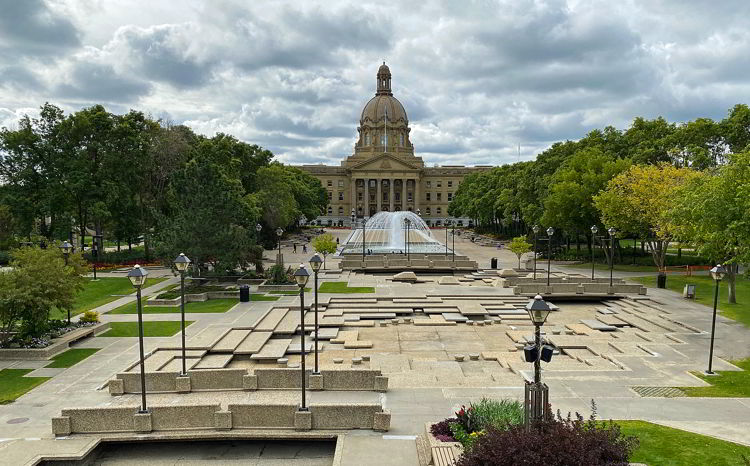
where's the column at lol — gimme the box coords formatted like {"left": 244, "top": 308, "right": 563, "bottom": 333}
{"left": 402, "top": 178, "right": 407, "bottom": 210}
{"left": 376, "top": 179, "right": 382, "bottom": 212}
{"left": 350, "top": 178, "right": 356, "bottom": 216}
{"left": 414, "top": 177, "right": 420, "bottom": 212}
{"left": 389, "top": 179, "right": 395, "bottom": 212}
{"left": 364, "top": 178, "right": 370, "bottom": 217}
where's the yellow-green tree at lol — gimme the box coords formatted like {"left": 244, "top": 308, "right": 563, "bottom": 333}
{"left": 311, "top": 233, "right": 337, "bottom": 270}
{"left": 507, "top": 236, "right": 532, "bottom": 268}
{"left": 594, "top": 164, "right": 700, "bottom": 283}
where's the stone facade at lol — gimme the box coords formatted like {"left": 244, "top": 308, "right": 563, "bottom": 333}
{"left": 300, "top": 63, "right": 490, "bottom": 227}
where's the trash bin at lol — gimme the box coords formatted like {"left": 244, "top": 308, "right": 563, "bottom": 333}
{"left": 491, "top": 257, "right": 498, "bottom": 269}
{"left": 657, "top": 274, "right": 667, "bottom": 289}
{"left": 239, "top": 285, "right": 250, "bottom": 302}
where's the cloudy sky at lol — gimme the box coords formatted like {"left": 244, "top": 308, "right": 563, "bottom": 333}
{"left": 1, "top": 0, "right": 749, "bottom": 166}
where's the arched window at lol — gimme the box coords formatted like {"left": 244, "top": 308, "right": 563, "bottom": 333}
{"left": 365, "top": 133, "right": 370, "bottom": 145}
{"left": 327, "top": 207, "right": 333, "bottom": 215}
{"left": 400, "top": 133, "right": 404, "bottom": 146}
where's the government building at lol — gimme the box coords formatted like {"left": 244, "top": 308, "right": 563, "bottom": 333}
{"left": 300, "top": 63, "right": 491, "bottom": 227}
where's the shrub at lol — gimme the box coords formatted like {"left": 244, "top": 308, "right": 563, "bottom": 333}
{"left": 430, "top": 417, "right": 458, "bottom": 442}
{"left": 471, "top": 398, "right": 523, "bottom": 431}
{"left": 266, "top": 264, "right": 293, "bottom": 285}
{"left": 456, "top": 409, "right": 638, "bottom": 466}
{"left": 79, "top": 311, "right": 100, "bottom": 323}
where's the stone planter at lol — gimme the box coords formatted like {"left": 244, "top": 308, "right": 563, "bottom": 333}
{"left": 257, "top": 280, "right": 298, "bottom": 292}
{"left": 0, "top": 322, "right": 110, "bottom": 360}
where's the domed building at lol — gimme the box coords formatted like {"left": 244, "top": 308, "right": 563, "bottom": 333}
{"left": 300, "top": 63, "right": 490, "bottom": 226}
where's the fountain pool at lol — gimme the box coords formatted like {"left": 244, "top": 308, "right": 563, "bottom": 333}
{"left": 340, "top": 211, "right": 451, "bottom": 254}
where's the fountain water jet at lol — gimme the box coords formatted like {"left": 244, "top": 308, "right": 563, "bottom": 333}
{"left": 341, "top": 211, "right": 451, "bottom": 255}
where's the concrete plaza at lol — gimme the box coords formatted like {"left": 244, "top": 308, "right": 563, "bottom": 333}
{"left": 0, "top": 228, "right": 748, "bottom": 465}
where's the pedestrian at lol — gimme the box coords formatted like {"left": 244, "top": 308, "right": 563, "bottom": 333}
{"left": 336, "top": 237, "right": 340, "bottom": 245}
{"left": 293, "top": 243, "right": 297, "bottom": 253}
{"left": 303, "top": 244, "right": 307, "bottom": 253}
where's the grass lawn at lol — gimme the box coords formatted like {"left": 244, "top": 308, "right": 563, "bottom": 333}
{"left": 49, "top": 277, "right": 167, "bottom": 320}
{"left": 562, "top": 263, "right": 663, "bottom": 273}
{"left": 99, "top": 321, "right": 192, "bottom": 337}
{"left": 617, "top": 420, "right": 750, "bottom": 465}
{"left": 45, "top": 348, "right": 100, "bottom": 368}
{"left": 678, "top": 358, "right": 750, "bottom": 398}
{"left": 108, "top": 298, "right": 238, "bottom": 314}
{"left": 318, "top": 282, "right": 375, "bottom": 293}
{"left": 0, "top": 369, "right": 50, "bottom": 404}
{"left": 251, "top": 294, "right": 280, "bottom": 301}
{"left": 632, "top": 275, "right": 749, "bottom": 328}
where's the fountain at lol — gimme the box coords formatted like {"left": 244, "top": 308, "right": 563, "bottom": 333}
{"left": 340, "top": 211, "right": 451, "bottom": 255}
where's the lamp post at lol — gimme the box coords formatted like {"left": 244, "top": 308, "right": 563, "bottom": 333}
{"left": 276, "top": 227, "right": 284, "bottom": 267}
{"left": 293, "top": 264, "right": 310, "bottom": 410}
{"left": 127, "top": 264, "right": 149, "bottom": 413}
{"left": 362, "top": 217, "right": 367, "bottom": 260}
{"left": 174, "top": 253, "right": 191, "bottom": 376}
{"left": 309, "top": 254, "right": 323, "bottom": 374}
{"left": 445, "top": 220, "right": 450, "bottom": 257}
{"left": 525, "top": 295, "right": 552, "bottom": 424}
{"left": 706, "top": 264, "right": 727, "bottom": 374}
{"left": 546, "top": 227, "right": 554, "bottom": 286}
{"left": 532, "top": 225, "right": 539, "bottom": 280}
{"left": 607, "top": 227, "right": 616, "bottom": 287}
{"left": 451, "top": 222, "right": 456, "bottom": 261}
{"left": 91, "top": 235, "right": 100, "bottom": 280}
{"left": 404, "top": 218, "right": 411, "bottom": 260}
{"left": 60, "top": 241, "right": 73, "bottom": 323}
{"left": 590, "top": 225, "right": 598, "bottom": 281}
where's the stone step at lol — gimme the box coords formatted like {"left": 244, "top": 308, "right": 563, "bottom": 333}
{"left": 274, "top": 309, "right": 306, "bottom": 334}
{"left": 192, "top": 354, "right": 234, "bottom": 369}
{"left": 250, "top": 338, "right": 293, "bottom": 360}
{"left": 212, "top": 329, "right": 252, "bottom": 352}
{"left": 159, "top": 356, "right": 202, "bottom": 372}
{"left": 253, "top": 308, "right": 289, "bottom": 332}
{"left": 234, "top": 331, "right": 273, "bottom": 355}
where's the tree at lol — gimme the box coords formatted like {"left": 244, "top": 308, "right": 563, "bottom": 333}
{"left": 311, "top": 233, "right": 337, "bottom": 269}
{"left": 669, "top": 152, "right": 750, "bottom": 303}
{"left": 594, "top": 164, "right": 701, "bottom": 284}
{"left": 0, "top": 245, "right": 86, "bottom": 346}
{"left": 507, "top": 236, "right": 532, "bottom": 268}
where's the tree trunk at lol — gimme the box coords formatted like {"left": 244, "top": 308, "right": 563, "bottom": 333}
{"left": 727, "top": 263, "right": 737, "bottom": 304}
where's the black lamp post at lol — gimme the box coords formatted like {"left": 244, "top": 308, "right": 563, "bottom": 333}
{"left": 276, "top": 227, "right": 284, "bottom": 267}
{"left": 445, "top": 220, "right": 450, "bottom": 257}
{"left": 607, "top": 227, "right": 616, "bottom": 287}
{"left": 174, "top": 253, "right": 191, "bottom": 376}
{"left": 404, "top": 218, "right": 412, "bottom": 260}
{"left": 361, "top": 217, "right": 367, "bottom": 260}
{"left": 293, "top": 264, "right": 310, "bottom": 410}
{"left": 127, "top": 264, "right": 149, "bottom": 413}
{"left": 92, "top": 234, "right": 102, "bottom": 280}
{"left": 60, "top": 241, "right": 73, "bottom": 323}
{"left": 532, "top": 225, "right": 539, "bottom": 280}
{"left": 525, "top": 294, "right": 552, "bottom": 424}
{"left": 309, "top": 254, "right": 322, "bottom": 374}
{"left": 451, "top": 222, "right": 456, "bottom": 261}
{"left": 706, "top": 264, "right": 727, "bottom": 374}
{"left": 590, "top": 225, "right": 598, "bottom": 280}
{"left": 546, "top": 227, "right": 554, "bottom": 286}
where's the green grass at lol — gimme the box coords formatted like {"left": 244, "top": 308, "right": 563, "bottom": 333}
{"left": 617, "top": 420, "right": 750, "bottom": 465}
{"left": 44, "top": 348, "right": 100, "bottom": 368}
{"left": 632, "top": 275, "right": 750, "bottom": 328}
{"left": 269, "top": 288, "right": 311, "bottom": 295}
{"left": 99, "top": 321, "right": 193, "bottom": 337}
{"left": 0, "top": 369, "right": 51, "bottom": 404}
{"left": 108, "top": 298, "right": 238, "bottom": 314}
{"left": 562, "top": 263, "right": 663, "bottom": 273}
{"left": 678, "top": 358, "right": 750, "bottom": 398}
{"left": 251, "top": 294, "right": 280, "bottom": 301}
{"left": 318, "top": 282, "right": 375, "bottom": 293}
{"left": 49, "top": 277, "right": 167, "bottom": 320}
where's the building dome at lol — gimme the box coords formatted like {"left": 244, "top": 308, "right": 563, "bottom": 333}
{"left": 359, "top": 62, "right": 408, "bottom": 124}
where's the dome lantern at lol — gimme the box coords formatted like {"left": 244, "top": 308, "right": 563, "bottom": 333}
{"left": 376, "top": 62, "right": 392, "bottom": 96}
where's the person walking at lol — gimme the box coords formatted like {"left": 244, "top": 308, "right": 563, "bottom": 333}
{"left": 293, "top": 243, "right": 297, "bottom": 253}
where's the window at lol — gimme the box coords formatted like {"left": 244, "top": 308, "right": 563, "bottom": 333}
{"left": 338, "top": 180, "right": 344, "bottom": 188}
{"left": 437, "top": 207, "right": 442, "bottom": 215}
{"left": 327, "top": 191, "right": 332, "bottom": 201}
{"left": 327, "top": 207, "right": 332, "bottom": 214}
{"left": 426, "top": 181, "right": 431, "bottom": 188}
{"left": 407, "top": 194, "right": 412, "bottom": 202}
{"left": 426, "top": 207, "right": 431, "bottom": 215}
{"left": 426, "top": 192, "right": 431, "bottom": 201}
{"left": 327, "top": 180, "right": 333, "bottom": 187}
{"left": 437, "top": 193, "right": 442, "bottom": 201}
{"left": 358, "top": 193, "right": 363, "bottom": 201}
{"left": 448, "top": 181, "right": 453, "bottom": 188}
{"left": 380, "top": 133, "right": 385, "bottom": 145}
{"left": 365, "top": 133, "right": 370, "bottom": 145}
{"left": 395, "top": 193, "right": 400, "bottom": 201}
{"left": 338, "top": 207, "right": 343, "bottom": 215}
{"left": 436, "top": 181, "right": 442, "bottom": 188}
{"left": 338, "top": 192, "right": 344, "bottom": 201}
{"left": 400, "top": 134, "right": 404, "bottom": 146}
{"left": 447, "top": 192, "right": 453, "bottom": 201}
{"left": 370, "top": 179, "right": 376, "bottom": 188}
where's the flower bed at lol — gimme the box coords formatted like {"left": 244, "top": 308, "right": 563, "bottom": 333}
{"left": 0, "top": 322, "right": 110, "bottom": 360}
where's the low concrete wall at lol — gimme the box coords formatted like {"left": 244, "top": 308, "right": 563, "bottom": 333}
{"left": 310, "top": 404, "right": 384, "bottom": 429}
{"left": 117, "top": 371, "right": 180, "bottom": 393}
{"left": 0, "top": 323, "right": 109, "bottom": 361}
{"left": 229, "top": 403, "right": 297, "bottom": 429}
{"left": 150, "top": 404, "right": 220, "bottom": 431}
{"left": 189, "top": 368, "right": 246, "bottom": 390}
{"left": 320, "top": 369, "right": 385, "bottom": 391}
{"left": 257, "top": 284, "right": 299, "bottom": 292}
{"left": 255, "top": 368, "right": 309, "bottom": 389}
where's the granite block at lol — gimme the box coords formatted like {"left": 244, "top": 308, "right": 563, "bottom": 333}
{"left": 295, "top": 409, "right": 312, "bottom": 431}
{"left": 133, "top": 412, "right": 152, "bottom": 433}
{"left": 108, "top": 378, "right": 124, "bottom": 396}
{"left": 51, "top": 416, "right": 71, "bottom": 436}
{"left": 150, "top": 404, "right": 219, "bottom": 431}
{"left": 321, "top": 369, "right": 382, "bottom": 391}
{"left": 228, "top": 403, "right": 297, "bottom": 428}
{"left": 61, "top": 407, "right": 138, "bottom": 433}
{"left": 188, "top": 368, "right": 246, "bottom": 390}
{"left": 175, "top": 376, "right": 191, "bottom": 393}
{"left": 242, "top": 374, "right": 258, "bottom": 390}
{"left": 309, "top": 373, "right": 323, "bottom": 390}
{"left": 374, "top": 411, "right": 391, "bottom": 432}
{"left": 215, "top": 411, "right": 232, "bottom": 430}
{"left": 309, "top": 404, "right": 382, "bottom": 429}
{"left": 374, "top": 375, "right": 389, "bottom": 392}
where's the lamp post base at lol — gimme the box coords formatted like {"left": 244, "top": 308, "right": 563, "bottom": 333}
{"left": 524, "top": 381, "right": 549, "bottom": 429}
